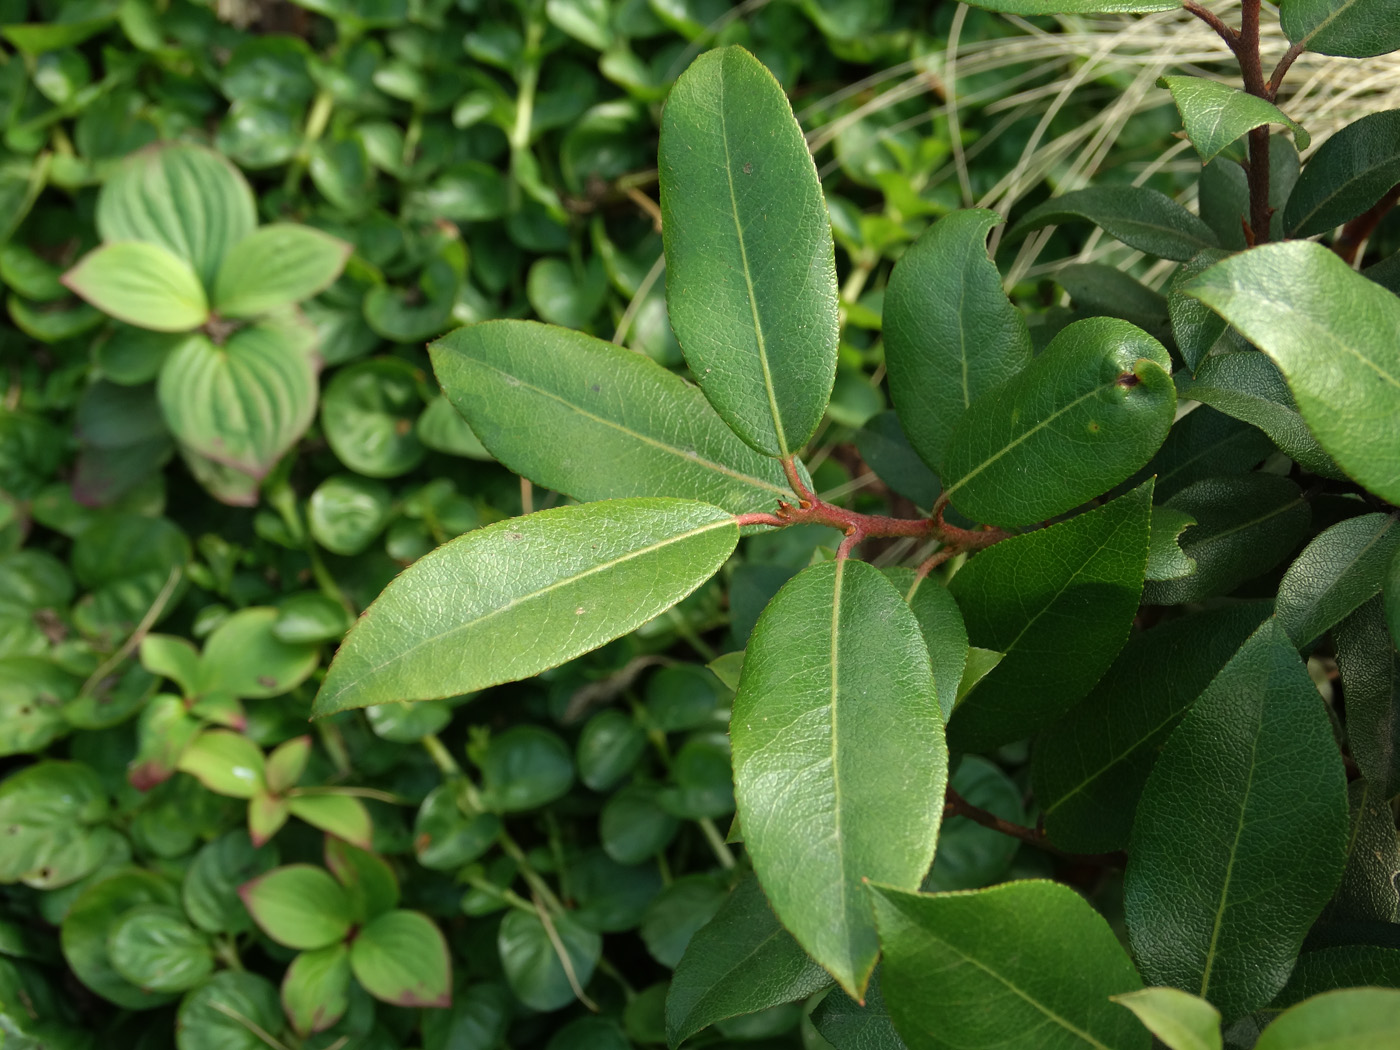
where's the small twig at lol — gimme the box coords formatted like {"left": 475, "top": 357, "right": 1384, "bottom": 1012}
{"left": 911, "top": 547, "right": 955, "bottom": 586}
{"left": 1333, "top": 184, "right": 1400, "bottom": 265}
{"left": 624, "top": 185, "right": 663, "bottom": 232}
{"left": 79, "top": 566, "right": 182, "bottom": 698}
{"left": 532, "top": 892, "right": 599, "bottom": 1012}
{"left": 944, "top": 788, "right": 1126, "bottom": 868}
{"left": 1267, "top": 41, "right": 1306, "bottom": 100}
{"left": 698, "top": 817, "right": 737, "bottom": 869}
{"left": 1182, "top": 1, "right": 1239, "bottom": 53}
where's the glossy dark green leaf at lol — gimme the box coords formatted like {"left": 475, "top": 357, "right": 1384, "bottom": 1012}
{"left": 1280, "top": 0, "right": 1400, "bottom": 58}
{"left": 576, "top": 710, "right": 646, "bottom": 792}
{"left": 641, "top": 875, "right": 728, "bottom": 969}
{"left": 107, "top": 904, "right": 212, "bottom": 993}
{"left": 1111, "top": 988, "right": 1221, "bottom": 1050}
{"left": 96, "top": 143, "right": 256, "bottom": 288}
{"left": 349, "top": 910, "right": 450, "bottom": 1008}
{"left": 421, "top": 983, "right": 510, "bottom": 1050}
{"left": 1271, "top": 945, "right": 1400, "bottom": 1009}
{"left": 182, "top": 832, "right": 279, "bottom": 935}
{"left": 732, "top": 558, "right": 947, "bottom": 997}
{"left": 63, "top": 242, "right": 208, "bottom": 332}
{"left": 175, "top": 971, "right": 285, "bottom": 1050}
{"left": 320, "top": 359, "right": 425, "bottom": 479}
{"left": 1276, "top": 513, "right": 1400, "bottom": 647}
{"left": 924, "top": 755, "right": 1023, "bottom": 891}
{"left": 1135, "top": 405, "right": 1274, "bottom": 501}
{"left": 811, "top": 967, "right": 907, "bottom": 1050}
{"left": 1125, "top": 621, "right": 1349, "bottom": 1018}
{"left": 942, "top": 318, "right": 1173, "bottom": 526}
{"left": 316, "top": 499, "right": 738, "bottom": 713}
{"left": 1324, "top": 779, "right": 1400, "bottom": 923}
{"left": 429, "top": 321, "right": 798, "bottom": 515}
{"left": 1285, "top": 111, "right": 1400, "bottom": 236}
{"left": 1257, "top": 988, "right": 1400, "bottom": 1049}
{"left": 646, "top": 664, "right": 724, "bottom": 733}
{"left": 570, "top": 851, "right": 663, "bottom": 934}
{"left": 62, "top": 868, "right": 180, "bottom": 1009}
{"left": 659, "top": 733, "right": 734, "bottom": 819}
{"left": 870, "top": 880, "right": 1149, "bottom": 1050}
{"left": 855, "top": 411, "right": 941, "bottom": 508}
{"left": 665, "top": 875, "right": 831, "bottom": 1048}
{"left": 1056, "top": 263, "right": 1171, "bottom": 341}
{"left": 480, "top": 726, "right": 574, "bottom": 813}
{"left": 1188, "top": 242, "right": 1400, "bottom": 503}
{"left": 281, "top": 943, "right": 351, "bottom": 1035}
{"left": 882, "top": 210, "right": 1031, "bottom": 470}
{"left": 1175, "top": 351, "right": 1337, "bottom": 477}
{"left": 659, "top": 46, "right": 838, "bottom": 457}
{"left": 1142, "top": 474, "right": 1311, "bottom": 605}
{"left": 1169, "top": 250, "right": 1236, "bottom": 374}
{"left": 158, "top": 315, "right": 319, "bottom": 482}
{"left": 1161, "top": 77, "right": 1309, "bottom": 162}
{"left": 1008, "top": 186, "right": 1217, "bottom": 262}
{"left": 1335, "top": 597, "right": 1400, "bottom": 797}
{"left": 212, "top": 224, "right": 351, "bottom": 319}
{"left": 947, "top": 482, "right": 1152, "bottom": 753}
{"left": 1034, "top": 603, "right": 1271, "bottom": 854}
{"left": 600, "top": 785, "right": 679, "bottom": 864}
{"left": 497, "top": 909, "right": 601, "bottom": 1012}
{"left": 1146, "top": 505, "right": 1196, "bottom": 581}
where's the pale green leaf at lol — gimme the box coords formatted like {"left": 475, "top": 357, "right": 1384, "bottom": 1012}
{"left": 239, "top": 865, "right": 353, "bottom": 952}
{"left": 1256, "top": 988, "right": 1400, "bottom": 1049}
{"left": 212, "top": 223, "right": 351, "bottom": 318}
{"left": 1161, "top": 77, "right": 1309, "bottom": 162}
{"left": 63, "top": 242, "right": 208, "bottom": 332}
{"left": 1111, "top": 988, "right": 1221, "bottom": 1050}
{"left": 349, "top": 910, "right": 451, "bottom": 1008}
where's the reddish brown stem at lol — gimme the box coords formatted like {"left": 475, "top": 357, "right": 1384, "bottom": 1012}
{"left": 1268, "top": 41, "right": 1306, "bottom": 100}
{"left": 944, "top": 789, "right": 1126, "bottom": 868}
{"left": 1333, "top": 184, "right": 1400, "bottom": 265}
{"left": 1183, "top": 0, "right": 1239, "bottom": 53}
{"left": 1237, "top": 0, "right": 1274, "bottom": 246}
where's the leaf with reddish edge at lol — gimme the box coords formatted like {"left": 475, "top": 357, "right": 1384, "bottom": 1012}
{"left": 325, "top": 837, "right": 399, "bottom": 921}
{"left": 265, "top": 736, "right": 311, "bottom": 795}
{"left": 176, "top": 729, "right": 265, "bottom": 799}
{"left": 239, "top": 865, "right": 353, "bottom": 951}
{"left": 349, "top": 910, "right": 452, "bottom": 1009}
{"left": 249, "top": 791, "right": 290, "bottom": 847}
{"left": 282, "top": 943, "right": 352, "bottom": 1036}
{"left": 288, "top": 793, "right": 373, "bottom": 849}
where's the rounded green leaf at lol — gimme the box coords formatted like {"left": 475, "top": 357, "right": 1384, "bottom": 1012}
{"left": 157, "top": 315, "right": 319, "bottom": 481}
{"left": 199, "top": 607, "right": 321, "bottom": 700}
{"left": 1125, "top": 621, "right": 1349, "bottom": 1018}
{"left": 480, "top": 726, "right": 575, "bottom": 813}
{"left": 287, "top": 795, "right": 373, "bottom": 850}
{"left": 640, "top": 876, "right": 728, "bottom": 969}
{"left": 182, "top": 831, "right": 280, "bottom": 935}
{"left": 950, "top": 0, "right": 1174, "bottom": 9}
{"left": 732, "top": 558, "right": 947, "bottom": 997}
{"left": 313, "top": 498, "right": 739, "bottom": 714}
{"left": 870, "top": 880, "right": 1149, "bottom": 1050}
{"left": 659, "top": 46, "right": 838, "bottom": 457}
{"left": 176, "top": 730, "right": 265, "bottom": 799}
{"left": 63, "top": 242, "right": 209, "bottom": 332}
{"left": 1161, "top": 77, "right": 1309, "bottom": 163}
{"left": 883, "top": 210, "right": 1033, "bottom": 470}
{"left": 239, "top": 865, "right": 354, "bottom": 951}
{"left": 282, "top": 943, "right": 351, "bottom": 1035}
{"left": 1280, "top": 0, "right": 1400, "bottom": 58}
{"left": 349, "top": 910, "right": 450, "bottom": 1008}
{"left": 498, "top": 909, "right": 601, "bottom": 1012}
{"left": 942, "top": 318, "right": 1174, "bottom": 527}
{"left": 213, "top": 224, "right": 352, "bottom": 318}
{"left": 96, "top": 143, "right": 257, "bottom": 289}
{"left": 320, "top": 358, "right": 425, "bottom": 479}
{"left": 175, "top": 971, "right": 285, "bottom": 1050}
{"left": 0, "top": 760, "right": 111, "bottom": 888}
{"left": 1111, "top": 988, "right": 1222, "bottom": 1050}
{"left": 1256, "top": 988, "right": 1400, "bottom": 1049}
{"left": 576, "top": 709, "right": 646, "bottom": 792}
{"left": 108, "top": 904, "right": 213, "bottom": 994}
{"left": 308, "top": 474, "right": 393, "bottom": 556}
{"left": 600, "top": 785, "right": 680, "bottom": 864}
{"left": 61, "top": 868, "right": 180, "bottom": 1009}
{"left": 1187, "top": 241, "right": 1400, "bottom": 504}
{"left": 428, "top": 320, "right": 798, "bottom": 515}
{"left": 413, "top": 785, "right": 500, "bottom": 870}
{"left": 1285, "top": 111, "right": 1400, "bottom": 237}
{"left": 1007, "top": 186, "right": 1217, "bottom": 262}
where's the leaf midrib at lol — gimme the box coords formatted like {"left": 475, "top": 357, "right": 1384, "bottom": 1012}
{"left": 325, "top": 517, "right": 734, "bottom": 701}
{"left": 1283, "top": 516, "right": 1397, "bottom": 638}
{"left": 1289, "top": 156, "right": 1400, "bottom": 234}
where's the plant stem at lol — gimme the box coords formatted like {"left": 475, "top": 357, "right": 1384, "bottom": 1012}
{"left": 698, "top": 817, "right": 737, "bottom": 870}
{"left": 421, "top": 732, "right": 462, "bottom": 776}
{"left": 944, "top": 788, "right": 1126, "bottom": 868}
{"left": 1267, "top": 41, "right": 1306, "bottom": 99}
{"left": 1183, "top": 0, "right": 1239, "bottom": 53}
{"left": 1333, "top": 184, "right": 1400, "bottom": 265}
{"left": 1237, "top": 0, "right": 1273, "bottom": 245}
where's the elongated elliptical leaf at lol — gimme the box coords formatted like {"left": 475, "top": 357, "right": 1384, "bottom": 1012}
{"left": 1125, "top": 621, "right": 1349, "bottom": 1019}
{"left": 1161, "top": 77, "right": 1310, "bottom": 163}
{"left": 947, "top": 482, "right": 1152, "bottom": 752}
{"left": 731, "top": 559, "right": 946, "bottom": 998}
{"left": 1188, "top": 241, "right": 1400, "bottom": 504}
{"left": 212, "top": 224, "right": 352, "bottom": 318}
{"left": 1280, "top": 0, "right": 1400, "bottom": 59}
{"left": 63, "top": 242, "right": 209, "bottom": 332}
{"left": 882, "top": 210, "right": 1032, "bottom": 471}
{"left": 941, "top": 318, "right": 1174, "bottom": 527}
{"left": 428, "top": 321, "right": 798, "bottom": 515}
{"left": 870, "top": 881, "right": 1149, "bottom": 1050}
{"left": 1334, "top": 597, "right": 1400, "bottom": 798}
{"left": 1111, "top": 988, "right": 1222, "bottom": 1050}
{"left": 1257, "top": 988, "right": 1400, "bottom": 1049}
{"left": 961, "top": 0, "right": 1175, "bottom": 11}
{"left": 1275, "top": 513, "right": 1400, "bottom": 648}
{"left": 1007, "top": 186, "right": 1218, "bottom": 262}
{"left": 314, "top": 499, "right": 738, "bottom": 714}
{"left": 659, "top": 46, "right": 838, "bottom": 457}
{"left": 1285, "top": 111, "right": 1400, "bottom": 237}
{"left": 665, "top": 875, "right": 831, "bottom": 1048}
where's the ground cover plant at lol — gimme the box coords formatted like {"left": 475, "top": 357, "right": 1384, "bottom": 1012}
{"left": 3, "top": 0, "right": 1400, "bottom": 1049}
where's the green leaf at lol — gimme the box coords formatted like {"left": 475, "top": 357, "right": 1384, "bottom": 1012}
{"left": 1257, "top": 988, "right": 1400, "bottom": 1049}
{"left": 107, "top": 904, "right": 212, "bottom": 994}
{"left": 890, "top": 568, "right": 969, "bottom": 722}
{"left": 199, "top": 607, "right": 321, "bottom": 700}
{"left": 281, "top": 943, "right": 351, "bottom": 1035}
{"left": 1187, "top": 241, "right": 1400, "bottom": 504}
{"left": 349, "top": 910, "right": 451, "bottom": 1008}
{"left": 63, "top": 242, "right": 208, "bottom": 332}
{"left": 732, "top": 558, "right": 947, "bottom": 997}
{"left": 577, "top": 710, "right": 646, "bottom": 792}
{"left": 1161, "top": 77, "right": 1310, "bottom": 162}
{"left": 1124, "top": 621, "right": 1349, "bottom": 1019}
{"left": 869, "top": 880, "right": 1149, "bottom": 1050}
{"left": 0, "top": 760, "right": 111, "bottom": 888}
{"left": 1174, "top": 352, "right": 1338, "bottom": 478}
{"left": 942, "top": 318, "right": 1175, "bottom": 527}
{"left": 665, "top": 875, "right": 831, "bottom": 1049}
{"left": 1169, "top": 251, "right": 1236, "bottom": 374}
{"left": 176, "top": 971, "right": 286, "bottom": 1050}
{"left": 97, "top": 143, "right": 257, "bottom": 289}
{"left": 158, "top": 315, "right": 319, "bottom": 482}
{"left": 182, "top": 832, "right": 279, "bottom": 935}
{"left": 882, "top": 210, "right": 1032, "bottom": 470}
{"left": 1034, "top": 603, "right": 1271, "bottom": 854}
{"left": 498, "top": 909, "right": 601, "bottom": 1012}
{"left": 1142, "top": 474, "right": 1312, "bottom": 605}
{"left": 1147, "top": 506, "right": 1198, "bottom": 581}
{"left": 1136, "top": 405, "right": 1275, "bottom": 501}
{"left": 480, "top": 726, "right": 575, "bottom": 812}
{"left": 1276, "top": 513, "right": 1400, "bottom": 647}
{"left": 414, "top": 785, "right": 500, "bottom": 870}
{"left": 1271, "top": 945, "right": 1400, "bottom": 1009}
{"left": 1334, "top": 597, "right": 1400, "bottom": 797}
{"left": 212, "top": 224, "right": 351, "bottom": 318}
{"left": 319, "top": 358, "right": 424, "bottom": 479}
{"left": 308, "top": 474, "right": 393, "bottom": 557}
{"left": 176, "top": 730, "right": 265, "bottom": 799}
{"left": 1280, "top": 0, "right": 1400, "bottom": 58}
{"left": 62, "top": 868, "right": 180, "bottom": 1009}
{"left": 1007, "top": 186, "right": 1217, "bottom": 262}
{"left": 659, "top": 45, "right": 838, "bottom": 457}
{"left": 601, "top": 785, "right": 679, "bottom": 864}
{"left": 1199, "top": 137, "right": 1301, "bottom": 250}
{"left": 273, "top": 592, "right": 352, "bottom": 645}
{"left": 429, "top": 321, "right": 798, "bottom": 515}
{"left": 314, "top": 498, "right": 738, "bottom": 714}
{"left": 286, "top": 795, "right": 373, "bottom": 849}
{"left": 1285, "top": 111, "right": 1400, "bottom": 237}
{"left": 239, "top": 865, "right": 354, "bottom": 951}
{"left": 811, "top": 968, "right": 907, "bottom": 1050}
{"left": 641, "top": 875, "right": 728, "bottom": 968}
{"left": 947, "top": 482, "right": 1152, "bottom": 753}
{"left": 1111, "top": 988, "right": 1222, "bottom": 1050}
{"left": 1324, "top": 779, "right": 1400, "bottom": 922}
